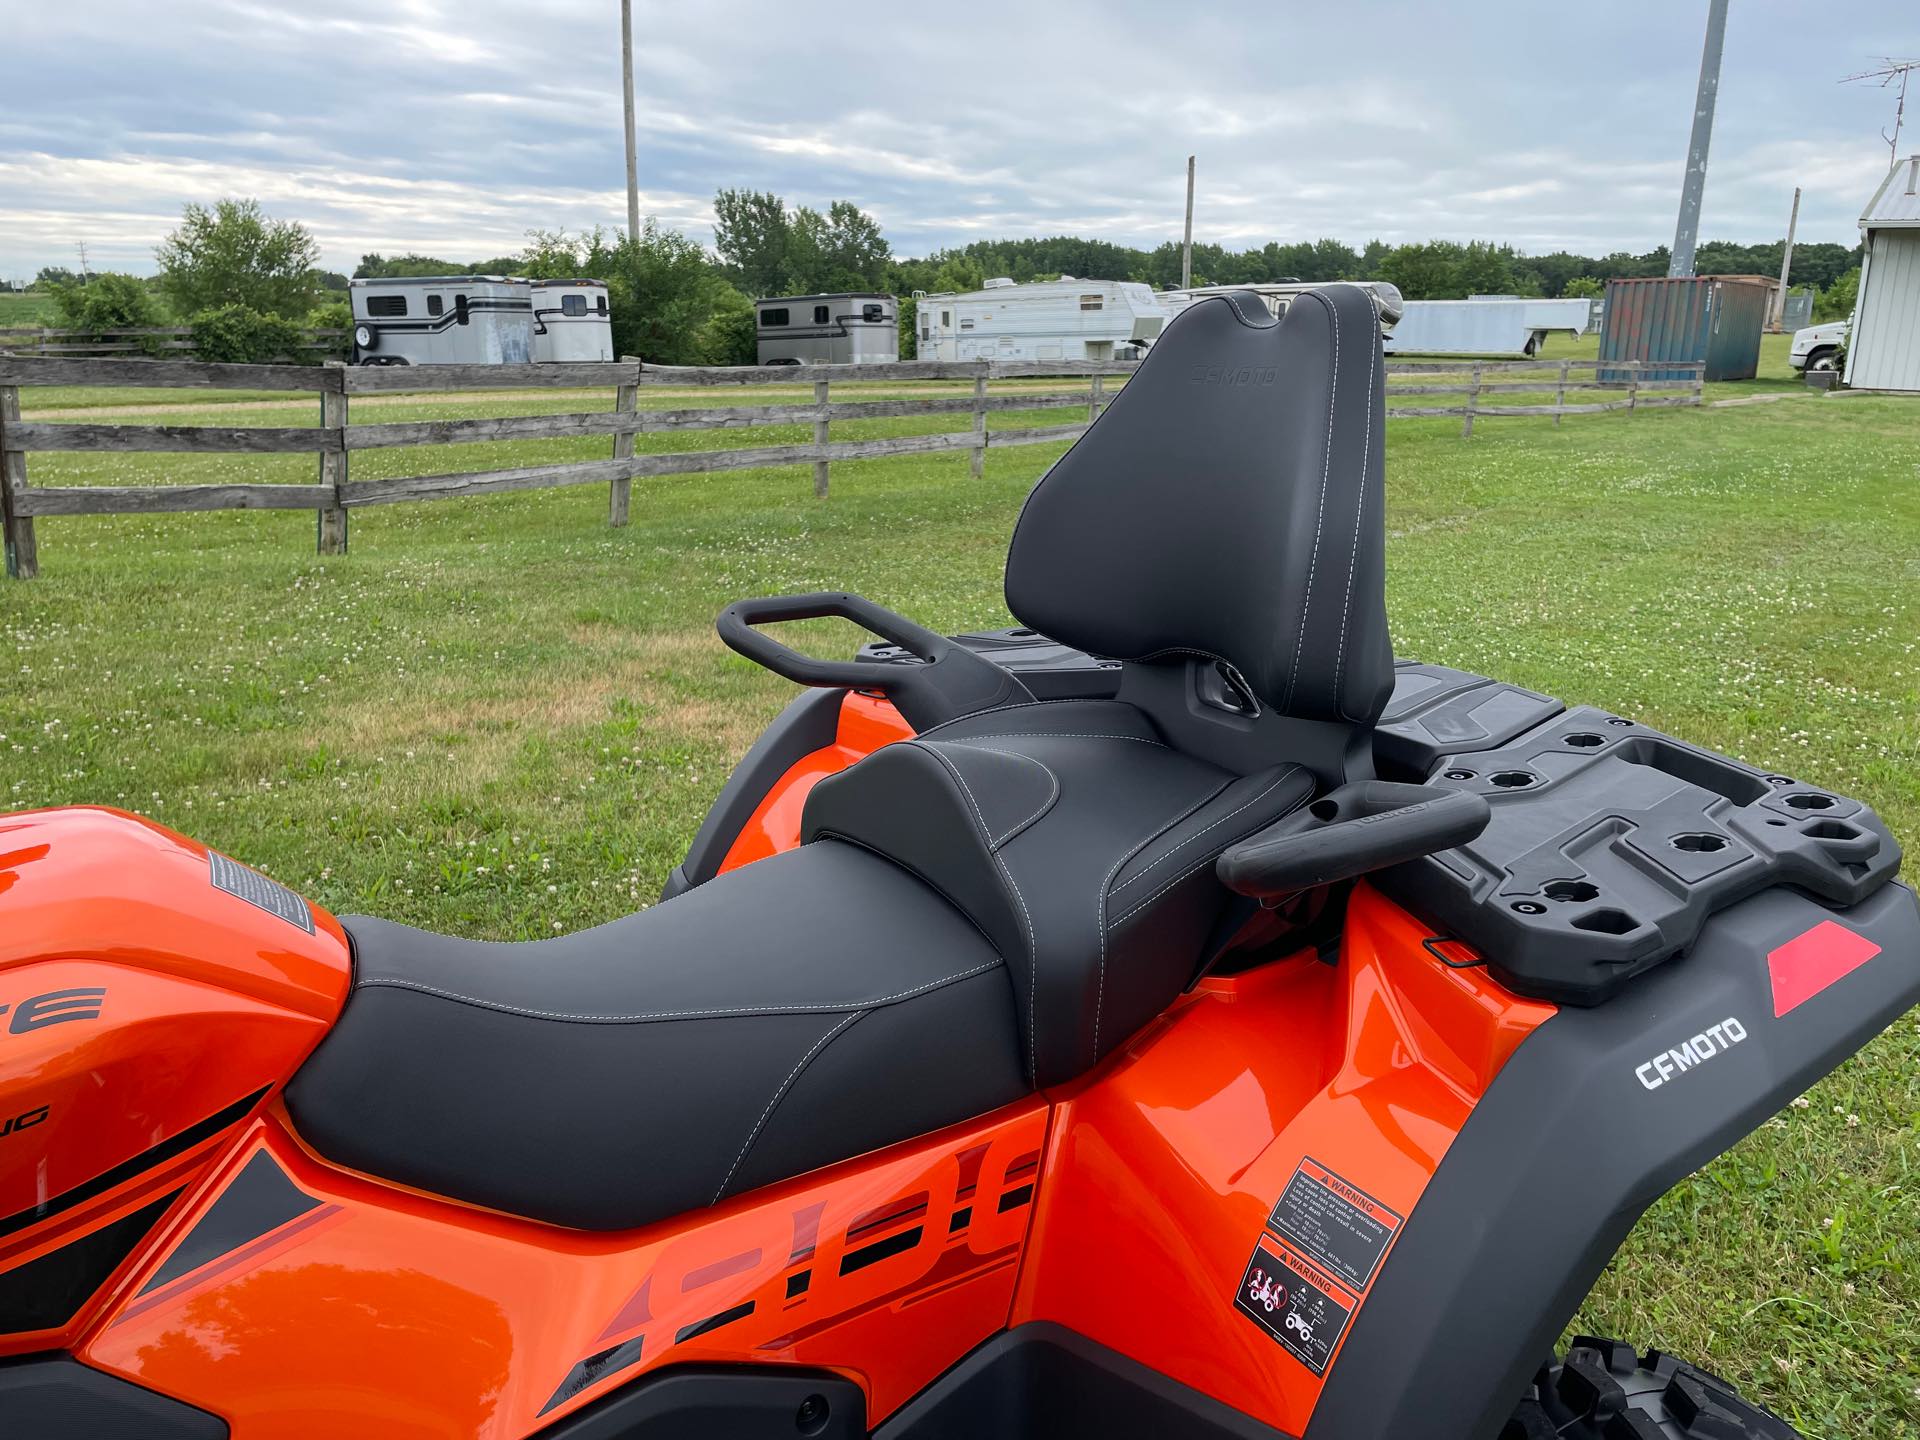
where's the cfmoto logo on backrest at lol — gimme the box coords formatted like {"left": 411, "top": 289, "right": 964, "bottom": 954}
{"left": 1635, "top": 1017, "right": 1748, "bottom": 1091}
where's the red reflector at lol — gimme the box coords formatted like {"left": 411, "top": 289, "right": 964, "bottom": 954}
{"left": 1767, "top": 921, "right": 1880, "bottom": 1017}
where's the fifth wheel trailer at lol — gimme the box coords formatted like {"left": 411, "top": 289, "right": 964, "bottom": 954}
{"left": 914, "top": 277, "right": 1165, "bottom": 362}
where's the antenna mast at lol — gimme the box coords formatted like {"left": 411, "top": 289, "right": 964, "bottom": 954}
{"left": 1843, "top": 57, "right": 1920, "bottom": 163}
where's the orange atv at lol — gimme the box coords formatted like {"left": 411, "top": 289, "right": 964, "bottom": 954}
{"left": 2, "top": 285, "right": 1913, "bottom": 1440}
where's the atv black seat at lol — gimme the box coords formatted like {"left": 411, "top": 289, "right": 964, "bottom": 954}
{"left": 287, "top": 285, "right": 1403, "bottom": 1229}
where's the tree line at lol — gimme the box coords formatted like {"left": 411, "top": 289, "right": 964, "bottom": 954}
{"left": 20, "top": 189, "right": 1866, "bottom": 365}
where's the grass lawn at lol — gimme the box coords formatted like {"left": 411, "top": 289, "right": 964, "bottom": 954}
{"left": 2, "top": 359, "right": 1915, "bottom": 1434}
{"left": 0, "top": 291, "right": 60, "bottom": 327}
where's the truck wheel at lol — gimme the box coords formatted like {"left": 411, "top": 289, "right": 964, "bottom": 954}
{"left": 1805, "top": 349, "right": 1840, "bottom": 372}
{"left": 1502, "top": 1337, "right": 1802, "bottom": 1438}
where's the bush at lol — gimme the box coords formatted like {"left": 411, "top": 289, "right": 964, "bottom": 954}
{"left": 304, "top": 301, "right": 351, "bottom": 361}
{"left": 1813, "top": 269, "right": 1859, "bottom": 324}
{"left": 697, "top": 285, "right": 758, "bottom": 366}
{"left": 49, "top": 273, "right": 166, "bottom": 355}
{"left": 188, "top": 304, "right": 308, "bottom": 364}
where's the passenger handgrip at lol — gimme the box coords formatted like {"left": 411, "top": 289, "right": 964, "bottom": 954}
{"left": 716, "top": 591, "right": 1031, "bottom": 730}
{"left": 1216, "top": 781, "right": 1490, "bottom": 900}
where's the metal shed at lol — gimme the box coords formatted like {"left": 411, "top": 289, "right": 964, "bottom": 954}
{"left": 1597, "top": 275, "right": 1771, "bottom": 383}
{"left": 1845, "top": 155, "right": 1920, "bottom": 393}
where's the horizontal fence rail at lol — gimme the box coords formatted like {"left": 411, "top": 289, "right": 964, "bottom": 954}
{"left": 0, "top": 325, "right": 344, "bottom": 358}
{"left": 0, "top": 355, "right": 1705, "bottom": 579}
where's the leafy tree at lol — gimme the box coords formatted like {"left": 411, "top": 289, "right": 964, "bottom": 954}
{"left": 354, "top": 253, "right": 466, "bottom": 279}
{"left": 305, "top": 300, "right": 352, "bottom": 360}
{"left": 1814, "top": 269, "right": 1859, "bottom": 323}
{"left": 713, "top": 189, "right": 796, "bottom": 297}
{"left": 1562, "top": 276, "right": 1605, "bottom": 300}
{"left": 1378, "top": 242, "right": 1464, "bottom": 299}
{"left": 518, "top": 223, "right": 743, "bottom": 365}
{"left": 50, "top": 273, "right": 166, "bottom": 353}
{"left": 156, "top": 199, "right": 320, "bottom": 319}
{"left": 34, "top": 265, "right": 79, "bottom": 289}
{"left": 700, "top": 285, "right": 759, "bottom": 365}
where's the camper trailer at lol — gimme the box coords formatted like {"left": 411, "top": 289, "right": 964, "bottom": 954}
{"left": 915, "top": 277, "right": 1165, "bottom": 363}
{"left": 530, "top": 278, "right": 613, "bottom": 363}
{"left": 349, "top": 276, "right": 533, "bottom": 366}
{"left": 755, "top": 293, "right": 898, "bottom": 366}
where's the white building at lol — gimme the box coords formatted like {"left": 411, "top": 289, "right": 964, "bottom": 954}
{"left": 1845, "top": 154, "right": 1920, "bottom": 393}
{"left": 915, "top": 277, "right": 1164, "bottom": 362}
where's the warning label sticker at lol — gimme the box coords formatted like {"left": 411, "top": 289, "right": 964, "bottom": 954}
{"left": 1265, "top": 1157, "right": 1403, "bottom": 1293}
{"left": 1233, "top": 1238, "right": 1353, "bottom": 1376}
{"left": 209, "top": 851, "right": 314, "bottom": 934}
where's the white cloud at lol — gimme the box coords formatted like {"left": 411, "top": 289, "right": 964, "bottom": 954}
{"left": 0, "top": 0, "right": 1909, "bottom": 281}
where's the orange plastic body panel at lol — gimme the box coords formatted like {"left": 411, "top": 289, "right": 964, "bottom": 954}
{"left": 717, "top": 692, "right": 912, "bottom": 872}
{"left": 1010, "top": 883, "right": 1554, "bottom": 1434}
{"left": 83, "top": 1101, "right": 1049, "bottom": 1437}
{"left": 0, "top": 807, "right": 349, "bottom": 1355}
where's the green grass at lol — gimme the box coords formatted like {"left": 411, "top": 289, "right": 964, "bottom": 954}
{"left": 2, "top": 371, "right": 1915, "bottom": 1435}
{"left": 0, "top": 291, "right": 60, "bottom": 326}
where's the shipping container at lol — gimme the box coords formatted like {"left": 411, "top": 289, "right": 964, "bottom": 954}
{"left": 1598, "top": 275, "right": 1770, "bottom": 383}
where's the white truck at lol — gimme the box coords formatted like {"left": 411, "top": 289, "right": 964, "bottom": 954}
{"left": 1788, "top": 319, "right": 1848, "bottom": 374}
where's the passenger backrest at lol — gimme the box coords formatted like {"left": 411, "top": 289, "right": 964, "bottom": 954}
{"left": 1004, "top": 285, "right": 1393, "bottom": 728}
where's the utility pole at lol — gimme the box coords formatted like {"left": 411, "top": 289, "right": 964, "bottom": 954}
{"left": 1669, "top": 0, "right": 1729, "bottom": 278}
{"left": 1181, "top": 156, "right": 1195, "bottom": 290}
{"left": 620, "top": 0, "right": 640, "bottom": 244}
{"left": 1770, "top": 186, "right": 1800, "bottom": 331}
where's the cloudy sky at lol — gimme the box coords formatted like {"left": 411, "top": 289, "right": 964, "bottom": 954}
{"left": 2, "top": 1, "right": 1913, "bottom": 281}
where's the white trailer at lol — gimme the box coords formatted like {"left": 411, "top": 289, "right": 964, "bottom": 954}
{"left": 1383, "top": 298, "right": 1588, "bottom": 357}
{"left": 756, "top": 293, "right": 898, "bottom": 366}
{"left": 530, "top": 279, "right": 613, "bottom": 363}
{"left": 915, "top": 277, "right": 1164, "bottom": 363}
{"left": 349, "top": 276, "right": 532, "bottom": 366}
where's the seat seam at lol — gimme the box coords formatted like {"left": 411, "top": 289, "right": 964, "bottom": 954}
{"left": 942, "top": 742, "right": 1062, "bottom": 850}
{"left": 350, "top": 959, "right": 1003, "bottom": 1024}
{"left": 946, "top": 732, "right": 1163, "bottom": 746}
{"left": 915, "top": 697, "right": 1121, "bottom": 741}
{"left": 916, "top": 742, "right": 1042, "bottom": 1084}
{"left": 713, "top": 1008, "right": 866, "bottom": 1205}
{"left": 1283, "top": 289, "right": 1340, "bottom": 715}
{"left": 1334, "top": 288, "right": 1380, "bottom": 726}
{"left": 1086, "top": 775, "right": 1237, "bottom": 1059}
{"left": 1110, "top": 769, "right": 1310, "bottom": 926}
{"left": 1109, "top": 767, "right": 1305, "bottom": 898}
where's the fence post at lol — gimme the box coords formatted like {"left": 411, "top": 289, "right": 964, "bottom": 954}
{"left": 813, "top": 376, "right": 831, "bottom": 499}
{"left": 1627, "top": 363, "right": 1641, "bottom": 416}
{"left": 1462, "top": 364, "right": 1482, "bottom": 439}
{"left": 316, "top": 363, "right": 348, "bottom": 555}
{"left": 610, "top": 357, "right": 638, "bottom": 525}
{"left": 1554, "top": 359, "right": 1570, "bottom": 428}
{"left": 1693, "top": 364, "right": 1705, "bottom": 408}
{"left": 1089, "top": 373, "right": 1105, "bottom": 425}
{"left": 0, "top": 384, "right": 38, "bottom": 580}
{"left": 970, "top": 366, "right": 988, "bottom": 478}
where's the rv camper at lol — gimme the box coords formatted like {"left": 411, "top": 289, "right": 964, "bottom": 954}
{"left": 914, "top": 277, "right": 1165, "bottom": 363}
{"left": 530, "top": 278, "right": 613, "bottom": 363}
{"left": 349, "top": 276, "right": 533, "bottom": 366}
{"left": 755, "top": 293, "right": 898, "bottom": 366}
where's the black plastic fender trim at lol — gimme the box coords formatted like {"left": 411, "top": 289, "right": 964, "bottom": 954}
{"left": 1304, "top": 879, "right": 1920, "bottom": 1440}
{"left": 0, "top": 1353, "right": 227, "bottom": 1438}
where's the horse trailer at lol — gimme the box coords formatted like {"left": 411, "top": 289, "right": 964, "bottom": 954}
{"left": 530, "top": 279, "right": 614, "bottom": 363}
{"left": 914, "top": 277, "right": 1165, "bottom": 363}
{"left": 755, "top": 293, "right": 898, "bottom": 366}
{"left": 349, "top": 277, "right": 533, "bottom": 366}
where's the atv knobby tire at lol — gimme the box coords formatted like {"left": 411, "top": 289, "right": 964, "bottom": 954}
{"left": 1503, "top": 1336, "right": 1803, "bottom": 1439}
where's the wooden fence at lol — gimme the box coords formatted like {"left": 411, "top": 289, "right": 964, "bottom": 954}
{"left": 0, "top": 354, "right": 1704, "bottom": 580}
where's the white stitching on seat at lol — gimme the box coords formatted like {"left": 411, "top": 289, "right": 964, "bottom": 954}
{"left": 353, "top": 959, "right": 1003, "bottom": 1024}
{"left": 1109, "top": 770, "right": 1300, "bottom": 898}
{"left": 1333, "top": 289, "right": 1380, "bottom": 725}
{"left": 1110, "top": 766, "right": 1308, "bottom": 926}
{"left": 944, "top": 743, "right": 1061, "bottom": 849}
{"left": 915, "top": 697, "right": 1113, "bottom": 741}
{"left": 1283, "top": 291, "right": 1340, "bottom": 715}
{"left": 917, "top": 743, "right": 1042, "bottom": 1083}
{"left": 1086, "top": 777, "right": 1233, "bottom": 1057}
{"left": 713, "top": 1008, "right": 865, "bottom": 1204}
{"left": 945, "top": 732, "right": 1163, "bottom": 747}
